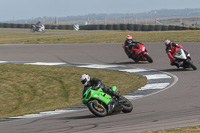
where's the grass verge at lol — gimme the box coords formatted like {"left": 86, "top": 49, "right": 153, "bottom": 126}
{"left": 0, "top": 63, "right": 146, "bottom": 119}
{"left": 1, "top": 29, "right": 200, "bottom": 44}
{"left": 143, "top": 125, "right": 200, "bottom": 133}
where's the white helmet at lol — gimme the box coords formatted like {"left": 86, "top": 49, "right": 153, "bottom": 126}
{"left": 126, "top": 35, "right": 133, "bottom": 44}
{"left": 80, "top": 74, "right": 90, "bottom": 86}
{"left": 165, "top": 39, "right": 171, "bottom": 46}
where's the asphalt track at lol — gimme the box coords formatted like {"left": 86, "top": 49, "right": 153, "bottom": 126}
{"left": 0, "top": 42, "right": 199, "bottom": 133}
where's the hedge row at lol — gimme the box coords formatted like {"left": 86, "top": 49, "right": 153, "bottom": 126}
{"left": 79, "top": 24, "right": 200, "bottom": 31}
{"left": 0, "top": 23, "right": 199, "bottom": 31}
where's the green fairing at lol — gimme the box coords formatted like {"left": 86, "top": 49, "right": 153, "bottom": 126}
{"left": 82, "top": 86, "right": 117, "bottom": 105}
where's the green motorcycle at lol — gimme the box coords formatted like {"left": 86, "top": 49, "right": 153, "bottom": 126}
{"left": 82, "top": 86, "right": 133, "bottom": 117}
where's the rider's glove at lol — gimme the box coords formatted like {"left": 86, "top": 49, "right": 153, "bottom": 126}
{"left": 172, "top": 58, "right": 176, "bottom": 62}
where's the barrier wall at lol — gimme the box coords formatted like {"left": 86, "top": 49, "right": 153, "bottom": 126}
{"left": 0, "top": 23, "right": 199, "bottom": 31}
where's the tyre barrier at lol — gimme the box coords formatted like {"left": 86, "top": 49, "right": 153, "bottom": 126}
{"left": 66, "top": 25, "right": 73, "bottom": 30}
{"left": 0, "top": 23, "right": 199, "bottom": 31}
{"left": 58, "top": 25, "right": 66, "bottom": 30}
{"left": 168, "top": 25, "right": 176, "bottom": 30}
{"left": 51, "top": 25, "right": 58, "bottom": 29}
{"left": 189, "top": 26, "right": 196, "bottom": 30}
{"left": 127, "top": 24, "right": 134, "bottom": 31}
{"left": 99, "top": 24, "right": 106, "bottom": 30}
{"left": 16, "top": 24, "right": 24, "bottom": 28}
{"left": 134, "top": 24, "right": 142, "bottom": 31}
{"left": 196, "top": 27, "right": 200, "bottom": 30}
{"left": 120, "top": 24, "right": 127, "bottom": 30}
{"left": 90, "top": 25, "right": 99, "bottom": 30}
{"left": 10, "top": 23, "right": 17, "bottom": 28}
{"left": 182, "top": 26, "right": 189, "bottom": 30}
{"left": 155, "top": 25, "right": 162, "bottom": 31}
{"left": 161, "top": 25, "right": 169, "bottom": 31}
{"left": 106, "top": 24, "right": 113, "bottom": 30}
{"left": 3, "top": 23, "right": 10, "bottom": 28}
{"left": 141, "top": 24, "right": 149, "bottom": 31}
{"left": 45, "top": 24, "right": 52, "bottom": 29}
{"left": 148, "top": 25, "right": 155, "bottom": 31}
{"left": 24, "top": 24, "right": 31, "bottom": 29}
{"left": 175, "top": 25, "right": 182, "bottom": 30}
{"left": 0, "top": 23, "right": 3, "bottom": 28}
{"left": 113, "top": 24, "right": 120, "bottom": 30}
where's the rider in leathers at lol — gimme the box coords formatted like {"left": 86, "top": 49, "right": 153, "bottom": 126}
{"left": 165, "top": 39, "right": 188, "bottom": 68}
{"left": 80, "top": 74, "right": 121, "bottom": 98}
{"left": 124, "top": 35, "right": 144, "bottom": 60}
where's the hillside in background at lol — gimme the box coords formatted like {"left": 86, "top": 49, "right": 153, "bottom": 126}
{"left": 4, "top": 8, "right": 200, "bottom": 26}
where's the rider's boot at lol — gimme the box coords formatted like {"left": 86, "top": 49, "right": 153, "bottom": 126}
{"left": 171, "top": 62, "right": 179, "bottom": 68}
{"left": 110, "top": 90, "right": 121, "bottom": 99}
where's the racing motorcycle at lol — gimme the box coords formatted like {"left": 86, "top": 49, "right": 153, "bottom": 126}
{"left": 31, "top": 24, "right": 46, "bottom": 33}
{"left": 173, "top": 48, "right": 197, "bottom": 70}
{"left": 122, "top": 43, "right": 153, "bottom": 63}
{"left": 82, "top": 86, "right": 133, "bottom": 117}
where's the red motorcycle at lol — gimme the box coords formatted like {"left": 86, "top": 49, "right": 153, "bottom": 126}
{"left": 122, "top": 43, "right": 153, "bottom": 63}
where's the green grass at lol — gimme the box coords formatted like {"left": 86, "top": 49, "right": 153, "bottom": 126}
{"left": 143, "top": 125, "right": 200, "bottom": 133}
{"left": 0, "top": 63, "right": 146, "bottom": 119}
{"left": 1, "top": 28, "right": 200, "bottom": 44}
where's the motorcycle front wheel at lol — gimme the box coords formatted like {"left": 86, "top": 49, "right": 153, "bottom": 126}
{"left": 144, "top": 54, "right": 153, "bottom": 63}
{"left": 188, "top": 60, "right": 197, "bottom": 70}
{"left": 88, "top": 100, "right": 107, "bottom": 117}
{"left": 120, "top": 96, "right": 133, "bottom": 113}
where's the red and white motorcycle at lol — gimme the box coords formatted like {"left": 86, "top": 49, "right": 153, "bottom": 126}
{"left": 173, "top": 48, "right": 197, "bottom": 70}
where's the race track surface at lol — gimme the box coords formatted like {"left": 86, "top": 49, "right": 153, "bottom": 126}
{"left": 0, "top": 42, "right": 199, "bottom": 133}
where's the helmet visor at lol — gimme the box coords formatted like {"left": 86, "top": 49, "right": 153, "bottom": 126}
{"left": 81, "top": 78, "right": 87, "bottom": 85}
{"left": 127, "top": 39, "right": 132, "bottom": 43}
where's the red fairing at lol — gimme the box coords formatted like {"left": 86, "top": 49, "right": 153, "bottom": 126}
{"left": 131, "top": 43, "right": 148, "bottom": 55}
{"left": 122, "top": 44, "right": 125, "bottom": 49}
{"left": 130, "top": 43, "right": 148, "bottom": 61}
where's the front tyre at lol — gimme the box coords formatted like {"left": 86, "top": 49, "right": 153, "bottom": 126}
{"left": 88, "top": 100, "right": 107, "bottom": 117}
{"left": 120, "top": 96, "right": 133, "bottom": 113}
{"left": 144, "top": 54, "right": 153, "bottom": 63}
{"left": 188, "top": 60, "right": 197, "bottom": 70}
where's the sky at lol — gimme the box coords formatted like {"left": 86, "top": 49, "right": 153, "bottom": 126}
{"left": 1, "top": 0, "right": 200, "bottom": 21}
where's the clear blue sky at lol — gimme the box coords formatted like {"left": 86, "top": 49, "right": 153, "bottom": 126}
{"left": 1, "top": 0, "right": 200, "bottom": 21}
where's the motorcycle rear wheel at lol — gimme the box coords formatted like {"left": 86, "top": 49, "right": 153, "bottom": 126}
{"left": 88, "top": 100, "right": 107, "bottom": 117}
{"left": 30, "top": 29, "right": 35, "bottom": 33}
{"left": 120, "top": 96, "right": 133, "bottom": 113}
{"left": 144, "top": 54, "right": 153, "bottom": 63}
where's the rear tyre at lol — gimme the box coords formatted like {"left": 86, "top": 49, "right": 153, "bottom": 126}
{"left": 144, "top": 54, "right": 153, "bottom": 63}
{"left": 30, "top": 29, "right": 35, "bottom": 33}
{"left": 120, "top": 96, "right": 133, "bottom": 113}
{"left": 88, "top": 100, "right": 107, "bottom": 117}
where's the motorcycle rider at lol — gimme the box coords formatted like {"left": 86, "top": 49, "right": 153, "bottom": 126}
{"left": 35, "top": 20, "right": 43, "bottom": 30}
{"left": 80, "top": 74, "right": 121, "bottom": 99}
{"left": 124, "top": 35, "right": 144, "bottom": 60}
{"left": 165, "top": 39, "right": 188, "bottom": 68}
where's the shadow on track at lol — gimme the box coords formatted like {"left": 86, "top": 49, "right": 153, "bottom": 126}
{"left": 109, "top": 61, "right": 150, "bottom": 65}
{"left": 58, "top": 115, "right": 96, "bottom": 120}
{"left": 159, "top": 68, "right": 194, "bottom": 72}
